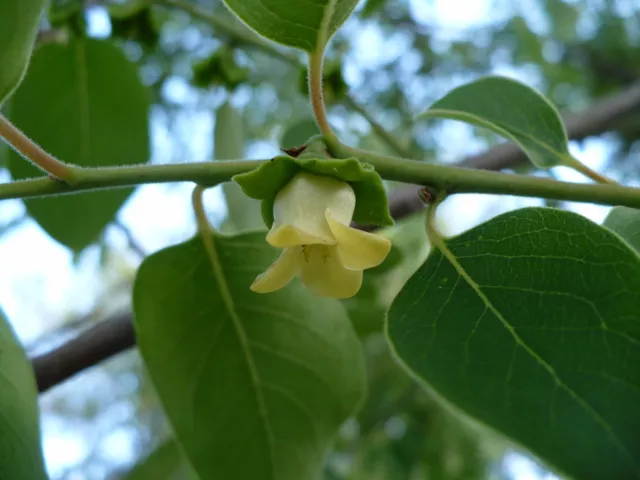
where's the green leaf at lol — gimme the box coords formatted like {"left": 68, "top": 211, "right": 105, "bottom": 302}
{"left": 544, "top": 0, "right": 580, "bottom": 43}
{"left": 0, "top": 0, "right": 46, "bottom": 105}
{"left": 192, "top": 48, "right": 249, "bottom": 91}
{"left": 125, "top": 441, "right": 198, "bottom": 480}
{"left": 48, "top": 0, "right": 84, "bottom": 26}
{"left": 109, "top": 3, "right": 160, "bottom": 50}
{"left": 133, "top": 231, "right": 367, "bottom": 480}
{"left": 280, "top": 118, "right": 320, "bottom": 150}
{"left": 8, "top": 38, "right": 150, "bottom": 252}
{"left": 0, "top": 310, "right": 47, "bottom": 480}
{"left": 362, "top": 0, "right": 386, "bottom": 17}
{"left": 506, "top": 17, "right": 544, "bottom": 65}
{"left": 215, "top": 102, "right": 263, "bottom": 232}
{"left": 233, "top": 155, "right": 393, "bottom": 228}
{"left": 604, "top": 206, "right": 640, "bottom": 254}
{"left": 343, "top": 246, "right": 401, "bottom": 337}
{"left": 387, "top": 207, "right": 640, "bottom": 480}
{"left": 221, "top": 0, "right": 358, "bottom": 52}
{"left": 419, "top": 76, "right": 570, "bottom": 168}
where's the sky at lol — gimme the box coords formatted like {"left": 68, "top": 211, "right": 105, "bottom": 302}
{"left": 0, "top": 0, "right": 624, "bottom": 478}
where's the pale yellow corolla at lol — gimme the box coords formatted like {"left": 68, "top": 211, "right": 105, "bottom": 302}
{"left": 251, "top": 172, "right": 392, "bottom": 298}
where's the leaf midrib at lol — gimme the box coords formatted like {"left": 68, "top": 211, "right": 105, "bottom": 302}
{"left": 431, "top": 234, "right": 640, "bottom": 476}
{"left": 74, "top": 39, "right": 91, "bottom": 167}
{"left": 424, "top": 108, "right": 568, "bottom": 162}
{"left": 200, "top": 233, "right": 276, "bottom": 478}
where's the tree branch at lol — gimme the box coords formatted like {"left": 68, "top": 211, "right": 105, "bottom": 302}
{"left": 32, "top": 312, "right": 135, "bottom": 393}
{"left": 30, "top": 81, "right": 640, "bottom": 393}
{"left": 0, "top": 114, "right": 77, "bottom": 181}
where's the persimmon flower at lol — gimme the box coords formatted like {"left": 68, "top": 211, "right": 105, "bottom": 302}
{"left": 251, "top": 172, "right": 392, "bottom": 298}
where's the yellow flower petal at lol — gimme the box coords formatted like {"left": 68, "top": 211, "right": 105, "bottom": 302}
{"left": 325, "top": 211, "right": 392, "bottom": 270}
{"left": 268, "top": 172, "right": 355, "bottom": 247}
{"left": 250, "top": 247, "right": 302, "bottom": 293}
{"left": 299, "top": 245, "right": 363, "bottom": 299}
{"left": 266, "top": 225, "right": 330, "bottom": 248}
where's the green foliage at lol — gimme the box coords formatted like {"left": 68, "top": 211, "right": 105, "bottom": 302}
{"left": 133, "top": 231, "right": 367, "bottom": 480}
{"left": 387, "top": 207, "right": 640, "bottom": 480}
{"left": 48, "top": 0, "right": 83, "bottom": 26}
{"left": 0, "top": 0, "right": 46, "bottom": 105}
{"left": 502, "top": 17, "right": 545, "bottom": 65}
{"left": 192, "top": 48, "right": 250, "bottom": 91}
{"left": 221, "top": 0, "right": 359, "bottom": 52}
{"left": 344, "top": 243, "right": 402, "bottom": 336}
{"left": 124, "top": 441, "right": 197, "bottom": 480}
{"left": 2, "top": 1, "right": 640, "bottom": 478}
{"left": 420, "top": 76, "right": 570, "bottom": 168}
{"left": 361, "top": 0, "right": 386, "bottom": 17}
{"left": 234, "top": 155, "right": 394, "bottom": 228}
{"left": 544, "top": 0, "right": 580, "bottom": 43}
{"left": 109, "top": 4, "right": 161, "bottom": 50}
{"left": 215, "top": 102, "right": 263, "bottom": 232}
{"left": 604, "top": 206, "right": 640, "bottom": 253}
{"left": 0, "top": 310, "right": 47, "bottom": 480}
{"left": 8, "top": 38, "right": 150, "bottom": 252}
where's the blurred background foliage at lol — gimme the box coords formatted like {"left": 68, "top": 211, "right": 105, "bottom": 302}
{"left": 3, "top": 0, "right": 640, "bottom": 478}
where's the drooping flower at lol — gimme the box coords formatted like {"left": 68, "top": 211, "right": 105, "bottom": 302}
{"left": 251, "top": 172, "right": 392, "bottom": 298}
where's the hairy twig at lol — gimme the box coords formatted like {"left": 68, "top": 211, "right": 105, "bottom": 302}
{"left": 0, "top": 114, "right": 76, "bottom": 181}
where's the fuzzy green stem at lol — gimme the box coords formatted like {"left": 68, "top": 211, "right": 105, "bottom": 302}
{"left": 337, "top": 144, "right": 640, "bottom": 209}
{"left": 0, "top": 114, "right": 76, "bottom": 181}
{"left": 563, "top": 155, "right": 617, "bottom": 185}
{"left": 425, "top": 190, "right": 448, "bottom": 247}
{"left": 192, "top": 185, "right": 220, "bottom": 268}
{"left": 2, "top": 153, "right": 640, "bottom": 210}
{"left": 308, "top": 52, "right": 338, "bottom": 149}
{"left": 192, "top": 185, "right": 212, "bottom": 234}
{"left": 0, "top": 160, "right": 265, "bottom": 200}
{"left": 307, "top": 0, "right": 340, "bottom": 149}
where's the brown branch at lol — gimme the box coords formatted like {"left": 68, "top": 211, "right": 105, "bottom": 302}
{"left": 32, "top": 312, "right": 135, "bottom": 393}
{"left": 30, "top": 81, "right": 640, "bottom": 393}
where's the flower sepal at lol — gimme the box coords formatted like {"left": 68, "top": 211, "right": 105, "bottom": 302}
{"left": 233, "top": 155, "right": 394, "bottom": 229}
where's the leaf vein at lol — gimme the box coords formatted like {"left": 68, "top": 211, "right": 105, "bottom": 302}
{"left": 434, "top": 238, "right": 640, "bottom": 474}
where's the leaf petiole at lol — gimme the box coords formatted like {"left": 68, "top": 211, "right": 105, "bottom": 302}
{"left": 424, "top": 189, "right": 448, "bottom": 250}
{"left": 0, "top": 114, "right": 77, "bottom": 182}
{"left": 562, "top": 154, "right": 617, "bottom": 185}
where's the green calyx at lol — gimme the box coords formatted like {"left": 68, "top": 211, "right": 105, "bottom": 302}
{"left": 233, "top": 155, "right": 394, "bottom": 229}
